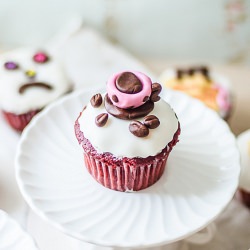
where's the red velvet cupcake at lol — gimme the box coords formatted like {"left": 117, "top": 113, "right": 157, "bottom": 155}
{"left": 75, "top": 71, "right": 180, "bottom": 192}
{"left": 0, "top": 48, "right": 71, "bottom": 132}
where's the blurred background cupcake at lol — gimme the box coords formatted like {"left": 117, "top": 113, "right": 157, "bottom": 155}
{"left": 0, "top": 48, "right": 71, "bottom": 132}
{"left": 159, "top": 66, "right": 232, "bottom": 120}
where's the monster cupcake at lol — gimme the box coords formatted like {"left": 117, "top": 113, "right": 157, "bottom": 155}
{"left": 75, "top": 70, "right": 180, "bottom": 192}
{"left": 0, "top": 48, "right": 71, "bottom": 132}
{"left": 159, "top": 66, "right": 232, "bottom": 120}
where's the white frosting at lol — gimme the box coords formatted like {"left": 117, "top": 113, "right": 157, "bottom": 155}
{"left": 78, "top": 94, "right": 179, "bottom": 158}
{"left": 237, "top": 129, "right": 250, "bottom": 192}
{"left": 0, "top": 48, "right": 70, "bottom": 114}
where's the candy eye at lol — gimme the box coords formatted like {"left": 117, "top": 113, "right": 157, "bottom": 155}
{"left": 33, "top": 52, "right": 49, "bottom": 63}
{"left": 4, "top": 61, "right": 19, "bottom": 70}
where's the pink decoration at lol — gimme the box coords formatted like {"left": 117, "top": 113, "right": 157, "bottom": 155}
{"left": 106, "top": 71, "right": 152, "bottom": 109}
{"left": 33, "top": 52, "right": 49, "bottom": 63}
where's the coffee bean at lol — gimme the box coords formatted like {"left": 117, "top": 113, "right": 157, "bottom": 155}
{"left": 129, "top": 121, "right": 149, "bottom": 137}
{"left": 143, "top": 96, "right": 149, "bottom": 102}
{"left": 176, "top": 69, "right": 183, "bottom": 79}
{"left": 95, "top": 113, "right": 109, "bottom": 127}
{"left": 150, "top": 83, "right": 162, "bottom": 102}
{"left": 90, "top": 93, "right": 102, "bottom": 107}
{"left": 143, "top": 115, "right": 160, "bottom": 129}
{"left": 112, "top": 95, "right": 119, "bottom": 103}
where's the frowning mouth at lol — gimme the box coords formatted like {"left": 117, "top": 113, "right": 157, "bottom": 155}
{"left": 19, "top": 82, "right": 53, "bottom": 94}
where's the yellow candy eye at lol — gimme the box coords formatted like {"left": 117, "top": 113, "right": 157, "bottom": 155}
{"left": 25, "top": 70, "right": 36, "bottom": 78}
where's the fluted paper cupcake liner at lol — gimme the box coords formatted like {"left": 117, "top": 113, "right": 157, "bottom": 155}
{"left": 2, "top": 110, "right": 40, "bottom": 132}
{"left": 84, "top": 152, "right": 168, "bottom": 192}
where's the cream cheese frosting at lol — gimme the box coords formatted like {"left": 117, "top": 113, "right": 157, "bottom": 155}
{"left": 0, "top": 48, "right": 70, "bottom": 114}
{"left": 78, "top": 94, "right": 178, "bottom": 158}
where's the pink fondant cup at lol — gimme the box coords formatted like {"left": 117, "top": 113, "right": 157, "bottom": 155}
{"left": 74, "top": 71, "right": 181, "bottom": 192}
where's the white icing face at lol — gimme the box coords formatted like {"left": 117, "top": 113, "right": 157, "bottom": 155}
{"left": 78, "top": 94, "right": 179, "bottom": 158}
{"left": 0, "top": 48, "right": 70, "bottom": 114}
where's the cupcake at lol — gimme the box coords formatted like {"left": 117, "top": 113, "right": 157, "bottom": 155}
{"left": 0, "top": 48, "right": 71, "bottom": 132}
{"left": 236, "top": 129, "right": 250, "bottom": 208}
{"left": 75, "top": 70, "right": 180, "bottom": 192}
{"left": 159, "top": 66, "right": 232, "bottom": 120}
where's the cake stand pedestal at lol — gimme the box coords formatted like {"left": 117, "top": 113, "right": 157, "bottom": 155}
{"left": 76, "top": 222, "right": 216, "bottom": 250}
{"left": 15, "top": 89, "right": 240, "bottom": 250}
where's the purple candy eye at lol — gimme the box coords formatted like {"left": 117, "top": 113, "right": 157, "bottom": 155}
{"left": 4, "top": 61, "right": 19, "bottom": 70}
{"left": 33, "top": 52, "right": 49, "bottom": 63}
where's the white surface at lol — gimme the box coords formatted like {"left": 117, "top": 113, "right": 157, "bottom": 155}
{"left": 0, "top": 210, "right": 38, "bottom": 250}
{"left": 237, "top": 129, "right": 250, "bottom": 192}
{"left": 16, "top": 87, "right": 239, "bottom": 248}
{"left": 79, "top": 93, "right": 178, "bottom": 158}
{"left": 0, "top": 48, "right": 70, "bottom": 114}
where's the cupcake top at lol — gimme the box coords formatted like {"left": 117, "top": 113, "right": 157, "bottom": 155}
{"left": 237, "top": 129, "right": 250, "bottom": 192}
{"left": 0, "top": 48, "right": 71, "bottom": 114}
{"left": 78, "top": 70, "right": 179, "bottom": 158}
{"left": 159, "top": 66, "right": 231, "bottom": 119}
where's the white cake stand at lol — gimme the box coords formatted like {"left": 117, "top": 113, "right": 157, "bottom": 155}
{"left": 0, "top": 210, "right": 39, "bottom": 250}
{"left": 15, "top": 88, "right": 240, "bottom": 249}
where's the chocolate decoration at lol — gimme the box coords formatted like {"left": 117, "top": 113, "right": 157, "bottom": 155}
{"left": 129, "top": 121, "right": 149, "bottom": 137}
{"left": 19, "top": 82, "right": 53, "bottom": 94}
{"left": 104, "top": 94, "right": 154, "bottom": 120}
{"left": 91, "top": 93, "right": 102, "bottom": 108}
{"left": 176, "top": 66, "right": 210, "bottom": 80}
{"left": 176, "top": 69, "right": 183, "bottom": 79}
{"left": 198, "top": 66, "right": 209, "bottom": 76}
{"left": 150, "top": 83, "right": 162, "bottom": 102}
{"left": 143, "top": 115, "right": 160, "bottom": 129}
{"left": 143, "top": 96, "right": 149, "bottom": 102}
{"left": 198, "top": 66, "right": 210, "bottom": 81}
{"left": 188, "top": 68, "right": 195, "bottom": 75}
{"left": 112, "top": 95, "right": 119, "bottom": 103}
{"left": 116, "top": 72, "right": 142, "bottom": 94}
{"left": 95, "top": 113, "right": 109, "bottom": 127}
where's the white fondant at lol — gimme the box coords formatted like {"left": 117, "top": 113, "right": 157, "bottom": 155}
{"left": 0, "top": 48, "right": 70, "bottom": 114}
{"left": 78, "top": 94, "right": 179, "bottom": 158}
